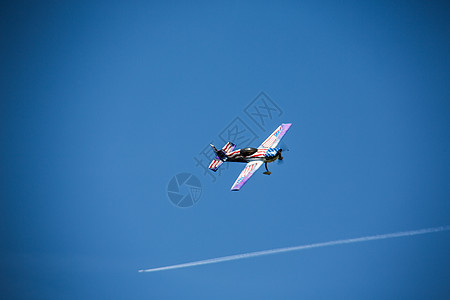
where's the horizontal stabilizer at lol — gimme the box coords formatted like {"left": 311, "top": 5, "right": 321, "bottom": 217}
{"left": 208, "top": 142, "right": 235, "bottom": 172}
{"left": 222, "top": 142, "right": 236, "bottom": 154}
{"left": 209, "top": 159, "right": 224, "bottom": 172}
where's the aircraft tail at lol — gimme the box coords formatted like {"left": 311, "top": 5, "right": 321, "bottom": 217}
{"left": 208, "top": 142, "right": 236, "bottom": 172}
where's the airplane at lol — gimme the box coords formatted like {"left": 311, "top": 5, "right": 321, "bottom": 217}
{"left": 209, "top": 123, "right": 292, "bottom": 191}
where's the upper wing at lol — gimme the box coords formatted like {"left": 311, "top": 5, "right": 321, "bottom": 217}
{"left": 230, "top": 161, "right": 263, "bottom": 191}
{"left": 258, "top": 123, "right": 292, "bottom": 149}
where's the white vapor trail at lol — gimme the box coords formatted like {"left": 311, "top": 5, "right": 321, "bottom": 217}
{"left": 139, "top": 226, "right": 450, "bottom": 273}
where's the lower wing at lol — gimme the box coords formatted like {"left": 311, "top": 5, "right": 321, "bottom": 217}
{"left": 230, "top": 161, "right": 263, "bottom": 191}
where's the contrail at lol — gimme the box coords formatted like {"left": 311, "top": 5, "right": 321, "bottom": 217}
{"left": 139, "top": 225, "right": 450, "bottom": 273}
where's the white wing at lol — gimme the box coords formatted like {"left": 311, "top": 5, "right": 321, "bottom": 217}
{"left": 230, "top": 161, "right": 263, "bottom": 191}
{"left": 259, "top": 123, "right": 292, "bottom": 149}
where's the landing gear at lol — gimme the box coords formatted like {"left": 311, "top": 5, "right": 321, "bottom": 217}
{"left": 263, "top": 162, "right": 271, "bottom": 175}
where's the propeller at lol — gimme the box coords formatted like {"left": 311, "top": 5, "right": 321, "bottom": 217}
{"left": 279, "top": 141, "right": 290, "bottom": 152}
{"left": 277, "top": 147, "right": 289, "bottom": 164}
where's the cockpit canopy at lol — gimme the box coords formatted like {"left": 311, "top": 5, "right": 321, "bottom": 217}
{"left": 240, "top": 147, "right": 258, "bottom": 157}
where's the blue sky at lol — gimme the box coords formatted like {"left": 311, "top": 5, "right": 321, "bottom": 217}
{"left": 1, "top": 1, "right": 449, "bottom": 299}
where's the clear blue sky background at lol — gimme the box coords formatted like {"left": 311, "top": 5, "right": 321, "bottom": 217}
{"left": 1, "top": 1, "right": 449, "bottom": 299}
